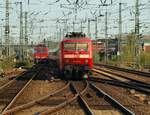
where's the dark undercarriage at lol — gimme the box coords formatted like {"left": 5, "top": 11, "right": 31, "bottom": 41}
{"left": 63, "top": 65, "right": 91, "bottom": 80}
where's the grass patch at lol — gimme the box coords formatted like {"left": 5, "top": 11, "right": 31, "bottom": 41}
{"left": 0, "top": 56, "right": 15, "bottom": 72}
{"left": 0, "top": 56, "right": 33, "bottom": 72}
{"left": 15, "top": 60, "right": 33, "bottom": 68}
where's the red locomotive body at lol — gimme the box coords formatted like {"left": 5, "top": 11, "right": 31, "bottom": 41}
{"left": 34, "top": 44, "right": 49, "bottom": 63}
{"left": 60, "top": 32, "right": 93, "bottom": 79}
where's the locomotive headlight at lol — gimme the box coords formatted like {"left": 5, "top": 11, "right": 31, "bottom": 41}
{"left": 85, "top": 59, "right": 88, "bottom": 64}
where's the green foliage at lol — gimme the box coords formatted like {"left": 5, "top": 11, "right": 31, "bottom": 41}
{"left": 0, "top": 57, "right": 15, "bottom": 71}
{"left": 121, "top": 34, "right": 136, "bottom": 63}
{"left": 15, "top": 60, "right": 33, "bottom": 68}
{"left": 119, "top": 34, "right": 150, "bottom": 69}
{"left": 93, "top": 52, "right": 100, "bottom": 63}
{"left": 0, "top": 56, "right": 33, "bottom": 71}
{"left": 15, "top": 61, "right": 28, "bottom": 68}
{"left": 93, "top": 33, "right": 149, "bottom": 70}
{"left": 139, "top": 52, "right": 150, "bottom": 66}
{"left": 111, "top": 55, "right": 117, "bottom": 61}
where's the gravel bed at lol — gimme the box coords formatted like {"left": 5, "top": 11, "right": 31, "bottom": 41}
{"left": 94, "top": 82, "right": 150, "bottom": 114}
{"left": 0, "top": 69, "right": 25, "bottom": 87}
{"left": 49, "top": 100, "right": 85, "bottom": 115}
{"left": 70, "top": 81, "right": 121, "bottom": 115}
{"left": 14, "top": 87, "right": 82, "bottom": 115}
{"left": 71, "top": 81, "right": 87, "bottom": 92}
{"left": 93, "top": 110, "right": 121, "bottom": 115}
{"left": 81, "top": 85, "right": 122, "bottom": 115}
{"left": 15, "top": 104, "right": 85, "bottom": 115}
{"left": 0, "top": 80, "right": 28, "bottom": 113}
{"left": 0, "top": 78, "right": 9, "bottom": 86}
{"left": 83, "top": 87, "right": 112, "bottom": 109}
{"left": 11, "top": 80, "right": 65, "bottom": 108}
{"left": 14, "top": 105, "right": 51, "bottom": 115}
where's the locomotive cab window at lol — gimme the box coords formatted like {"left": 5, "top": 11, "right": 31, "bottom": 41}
{"left": 35, "top": 48, "right": 46, "bottom": 53}
{"left": 64, "top": 43, "right": 88, "bottom": 51}
{"left": 40, "top": 49, "right": 46, "bottom": 53}
{"left": 76, "top": 43, "right": 88, "bottom": 51}
{"left": 64, "top": 43, "right": 76, "bottom": 50}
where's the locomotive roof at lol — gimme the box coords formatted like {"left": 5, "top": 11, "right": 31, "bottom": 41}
{"left": 63, "top": 32, "right": 91, "bottom": 42}
{"left": 62, "top": 37, "right": 91, "bottom": 42}
{"left": 35, "top": 44, "right": 46, "bottom": 47}
{"left": 65, "top": 32, "right": 86, "bottom": 38}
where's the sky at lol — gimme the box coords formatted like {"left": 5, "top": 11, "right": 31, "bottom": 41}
{"left": 0, "top": 0, "right": 150, "bottom": 44}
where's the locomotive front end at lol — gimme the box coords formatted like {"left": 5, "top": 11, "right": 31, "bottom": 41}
{"left": 34, "top": 44, "right": 49, "bottom": 64}
{"left": 60, "top": 33, "right": 93, "bottom": 79}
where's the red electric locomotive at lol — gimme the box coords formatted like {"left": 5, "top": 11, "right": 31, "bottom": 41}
{"left": 60, "top": 32, "right": 93, "bottom": 79}
{"left": 33, "top": 44, "right": 49, "bottom": 63}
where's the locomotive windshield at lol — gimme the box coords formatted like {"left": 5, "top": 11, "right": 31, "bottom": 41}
{"left": 34, "top": 48, "right": 47, "bottom": 53}
{"left": 64, "top": 43, "right": 88, "bottom": 51}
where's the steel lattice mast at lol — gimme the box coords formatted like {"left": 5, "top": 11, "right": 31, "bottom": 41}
{"left": 5, "top": 0, "right": 10, "bottom": 57}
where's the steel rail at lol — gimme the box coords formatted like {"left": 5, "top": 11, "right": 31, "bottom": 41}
{"left": 89, "top": 81, "right": 135, "bottom": 115}
{"left": 90, "top": 77, "right": 150, "bottom": 95}
{"left": 0, "top": 71, "right": 26, "bottom": 90}
{"left": 0, "top": 64, "right": 38, "bottom": 90}
{"left": 92, "top": 69, "right": 150, "bottom": 95}
{"left": 77, "top": 95, "right": 94, "bottom": 115}
{"left": 95, "top": 64, "right": 150, "bottom": 77}
{"left": 94, "top": 67, "right": 150, "bottom": 89}
{"left": 38, "top": 81, "right": 88, "bottom": 115}
{"left": 70, "top": 81, "right": 94, "bottom": 115}
{"left": 90, "top": 77, "right": 141, "bottom": 88}
{"left": 2, "top": 81, "right": 70, "bottom": 115}
{"left": 1, "top": 71, "right": 39, "bottom": 115}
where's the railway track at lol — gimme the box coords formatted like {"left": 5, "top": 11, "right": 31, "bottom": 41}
{"left": 0, "top": 64, "right": 39, "bottom": 90}
{"left": 89, "top": 82, "right": 135, "bottom": 115}
{"left": 1, "top": 63, "right": 149, "bottom": 115}
{"left": 95, "top": 64, "right": 150, "bottom": 77}
{"left": 0, "top": 71, "right": 26, "bottom": 90}
{"left": 1, "top": 78, "right": 147, "bottom": 115}
{"left": 91, "top": 67, "right": 150, "bottom": 114}
{"left": 0, "top": 71, "right": 39, "bottom": 114}
{"left": 0, "top": 65, "right": 43, "bottom": 114}
{"left": 92, "top": 67, "right": 150, "bottom": 95}
{"left": 74, "top": 81, "right": 135, "bottom": 115}
{"left": 2, "top": 80, "right": 87, "bottom": 115}
{"left": 94, "top": 65, "right": 150, "bottom": 86}
{"left": 36, "top": 80, "right": 136, "bottom": 115}
{"left": 2, "top": 81, "right": 69, "bottom": 115}
{"left": 35, "top": 81, "right": 87, "bottom": 115}
{"left": 91, "top": 80, "right": 149, "bottom": 114}
{"left": 7, "top": 75, "right": 64, "bottom": 109}
{"left": 0, "top": 63, "right": 65, "bottom": 115}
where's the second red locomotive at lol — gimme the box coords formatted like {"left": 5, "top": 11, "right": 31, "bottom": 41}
{"left": 60, "top": 32, "right": 93, "bottom": 79}
{"left": 33, "top": 44, "right": 49, "bottom": 63}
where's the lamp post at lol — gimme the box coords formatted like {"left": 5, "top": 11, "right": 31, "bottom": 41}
{"left": 117, "top": 2, "right": 122, "bottom": 67}
{"left": 104, "top": 11, "right": 108, "bottom": 64}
